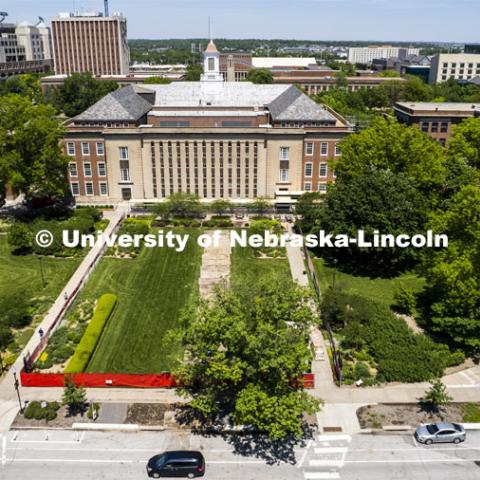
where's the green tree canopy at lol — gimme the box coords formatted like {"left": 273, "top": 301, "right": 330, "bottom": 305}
{"left": 143, "top": 77, "right": 172, "bottom": 84}
{"left": 335, "top": 117, "right": 446, "bottom": 194}
{"left": 176, "top": 280, "right": 320, "bottom": 440}
{"left": 165, "top": 192, "right": 202, "bottom": 217}
{"left": 184, "top": 64, "right": 203, "bottom": 81}
{"left": 448, "top": 118, "right": 480, "bottom": 169}
{"left": 0, "top": 95, "right": 69, "bottom": 199}
{"left": 47, "top": 73, "right": 118, "bottom": 117}
{"left": 246, "top": 68, "right": 273, "bottom": 84}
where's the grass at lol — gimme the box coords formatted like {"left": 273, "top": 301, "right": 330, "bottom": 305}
{"left": 462, "top": 403, "right": 480, "bottom": 423}
{"left": 69, "top": 228, "right": 203, "bottom": 374}
{"left": 312, "top": 257, "right": 425, "bottom": 308}
{"left": 0, "top": 235, "right": 81, "bottom": 324}
{"left": 230, "top": 242, "right": 293, "bottom": 288}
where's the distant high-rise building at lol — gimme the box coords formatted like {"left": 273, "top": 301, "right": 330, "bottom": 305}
{"left": 347, "top": 46, "right": 420, "bottom": 64}
{"left": 464, "top": 44, "right": 480, "bottom": 54}
{"left": 51, "top": 12, "right": 129, "bottom": 75}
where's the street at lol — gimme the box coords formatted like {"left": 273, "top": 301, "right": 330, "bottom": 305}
{"left": 0, "top": 429, "right": 479, "bottom": 480}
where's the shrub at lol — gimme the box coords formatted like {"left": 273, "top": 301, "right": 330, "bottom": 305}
{"left": 393, "top": 287, "right": 416, "bottom": 315}
{"left": 74, "top": 206, "right": 102, "bottom": 222}
{"left": 24, "top": 401, "right": 60, "bottom": 422}
{"left": 447, "top": 351, "right": 465, "bottom": 367}
{"left": 24, "top": 401, "right": 42, "bottom": 419}
{"left": 0, "top": 324, "right": 14, "bottom": 350}
{"left": 87, "top": 402, "right": 100, "bottom": 420}
{"left": 64, "top": 294, "right": 117, "bottom": 373}
{"left": 354, "top": 362, "right": 371, "bottom": 380}
{"left": 7, "top": 222, "right": 33, "bottom": 252}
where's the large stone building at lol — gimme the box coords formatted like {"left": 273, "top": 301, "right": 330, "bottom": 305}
{"left": 51, "top": 12, "right": 129, "bottom": 75}
{"left": 429, "top": 53, "right": 480, "bottom": 84}
{"left": 347, "top": 46, "right": 420, "bottom": 65}
{"left": 64, "top": 40, "right": 352, "bottom": 206}
{"left": 394, "top": 101, "right": 480, "bottom": 145}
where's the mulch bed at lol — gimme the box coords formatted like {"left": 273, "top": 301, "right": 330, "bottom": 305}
{"left": 357, "top": 403, "right": 466, "bottom": 429}
{"left": 126, "top": 403, "right": 180, "bottom": 426}
{"left": 12, "top": 405, "right": 95, "bottom": 428}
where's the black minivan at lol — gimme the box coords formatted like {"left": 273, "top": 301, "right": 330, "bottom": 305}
{"left": 147, "top": 450, "right": 205, "bottom": 478}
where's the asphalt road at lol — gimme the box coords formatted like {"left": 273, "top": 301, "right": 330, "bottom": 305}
{"left": 0, "top": 429, "right": 479, "bottom": 480}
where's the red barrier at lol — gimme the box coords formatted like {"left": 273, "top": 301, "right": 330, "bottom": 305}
{"left": 303, "top": 373, "right": 315, "bottom": 389}
{"left": 20, "top": 371, "right": 176, "bottom": 388}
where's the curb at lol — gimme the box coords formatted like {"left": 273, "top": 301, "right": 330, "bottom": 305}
{"left": 72, "top": 423, "right": 139, "bottom": 431}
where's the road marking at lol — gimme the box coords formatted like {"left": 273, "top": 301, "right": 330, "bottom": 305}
{"left": 345, "top": 458, "right": 480, "bottom": 464}
{"left": 10, "top": 431, "right": 85, "bottom": 445}
{"left": 309, "top": 459, "right": 344, "bottom": 468}
{"left": 316, "top": 434, "right": 351, "bottom": 443}
{"left": 304, "top": 473, "right": 340, "bottom": 480}
{"left": 297, "top": 439, "right": 312, "bottom": 469}
{"left": 314, "top": 447, "right": 348, "bottom": 455}
{"left": 5, "top": 458, "right": 137, "bottom": 464}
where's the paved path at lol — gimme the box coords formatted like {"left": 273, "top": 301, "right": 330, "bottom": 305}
{"left": 199, "top": 230, "right": 231, "bottom": 298}
{"left": 285, "top": 226, "right": 309, "bottom": 287}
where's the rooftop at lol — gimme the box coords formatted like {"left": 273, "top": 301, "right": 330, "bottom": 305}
{"left": 252, "top": 57, "right": 317, "bottom": 69}
{"left": 395, "top": 102, "right": 480, "bottom": 112}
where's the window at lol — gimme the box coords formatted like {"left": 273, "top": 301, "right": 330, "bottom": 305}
{"left": 304, "top": 162, "right": 313, "bottom": 177}
{"left": 99, "top": 182, "right": 108, "bottom": 196}
{"left": 83, "top": 162, "right": 92, "bottom": 177}
{"left": 119, "top": 146, "right": 129, "bottom": 160}
{"left": 431, "top": 122, "right": 439, "bottom": 133}
{"left": 66, "top": 142, "right": 75, "bottom": 156}
{"left": 335, "top": 143, "right": 341, "bottom": 156}
{"left": 98, "top": 162, "right": 106, "bottom": 177}
{"left": 85, "top": 182, "right": 94, "bottom": 196}
{"left": 319, "top": 163, "right": 328, "bottom": 177}
{"left": 421, "top": 122, "right": 429, "bottom": 132}
{"left": 320, "top": 142, "right": 328, "bottom": 156}
{"left": 81, "top": 142, "right": 90, "bottom": 156}
{"left": 279, "top": 169, "right": 289, "bottom": 182}
{"left": 69, "top": 162, "right": 78, "bottom": 177}
{"left": 318, "top": 184, "right": 327, "bottom": 193}
{"left": 120, "top": 160, "right": 130, "bottom": 182}
{"left": 280, "top": 147, "right": 289, "bottom": 161}
{"left": 208, "top": 57, "right": 215, "bottom": 71}
{"left": 305, "top": 142, "right": 314, "bottom": 156}
{"left": 440, "top": 122, "right": 449, "bottom": 133}
{"left": 304, "top": 182, "right": 312, "bottom": 191}
{"left": 70, "top": 182, "right": 79, "bottom": 196}
{"left": 96, "top": 142, "right": 104, "bottom": 155}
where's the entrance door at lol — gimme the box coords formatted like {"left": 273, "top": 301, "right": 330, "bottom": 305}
{"left": 121, "top": 188, "right": 132, "bottom": 200}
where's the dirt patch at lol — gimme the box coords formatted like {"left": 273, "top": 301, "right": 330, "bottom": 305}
{"left": 357, "top": 403, "right": 467, "bottom": 429}
{"left": 12, "top": 405, "right": 95, "bottom": 428}
{"left": 126, "top": 403, "right": 180, "bottom": 426}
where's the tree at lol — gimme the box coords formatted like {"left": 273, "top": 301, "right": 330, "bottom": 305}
{"left": 48, "top": 73, "right": 118, "bottom": 117}
{"left": 420, "top": 379, "right": 452, "bottom": 413}
{"left": 176, "top": 280, "right": 321, "bottom": 440}
{"left": 0, "top": 324, "right": 13, "bottom": 351}
{"left": 184, "top": 65, "right": 203, "bottom": 81}
{"left": 378, "top": 70, "right": 401, "bottom": 78}
{"left": 0, "top": 95, "right": 69, "bottom": 200}
{"left": 0, "top": 74, "right": 43, "bottom": 102}
{"left": 249, "top": 197, "right": 270, "bottom": 216}
{"left": 210, "top": 199, "right": 231, "bottom": 216}
{"left": 143, "top": 77, "right": 172, "bottom": 84}
{"left": 421, "top": 185, "right": 480, "bottom": 349}
{"left": 62, "top": 378, "right": 87, "bottom": 415}
{"left": 335, "top": 117, "right": 446, "bottom": 194}
{"left": 154, "top": 202, "right": 172, "bottom": 221}
{"left": 448, "top": 118, "right": 480, "bottom": 169}
{"left": 7, "top": 223, "right": 33, "bottom": 252}
{"left": 165, "top": 192, "right": 202, "bottom": 217}
{"left": 246, "top": 68, "right": 273, "bottom": 84}
{"left": 295, "top": 192, "right": 323, "bottom": 232}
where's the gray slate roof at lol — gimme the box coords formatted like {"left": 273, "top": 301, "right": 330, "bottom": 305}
{"left": 75, "top": 85, "right": 153, "bottom": 121}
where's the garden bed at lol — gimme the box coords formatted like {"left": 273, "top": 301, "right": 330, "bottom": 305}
{"left": 357, "top": 403, "right": 480, "bottom": 429}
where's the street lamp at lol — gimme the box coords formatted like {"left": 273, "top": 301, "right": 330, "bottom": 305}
{"left": 12, "top": 367, "right": 24, "bottom": 414}
{"left": 332, "top": 258, "right": 338, "bottom": 289}
{"left": 38, "top": 255, "right": 46, "bottom": 288}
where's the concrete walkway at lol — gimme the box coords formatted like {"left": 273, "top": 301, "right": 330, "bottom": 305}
{"left": 285, "top": 226, "right": 309, "bottom": 287}
{"left": 198, "top": 230, "right": 231, "bottom": 298}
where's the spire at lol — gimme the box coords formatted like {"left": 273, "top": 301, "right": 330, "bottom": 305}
{"left": 209, "top": 16, "right": 212, "bottom": 42}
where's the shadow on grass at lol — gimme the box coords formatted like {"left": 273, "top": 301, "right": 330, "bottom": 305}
{"left": 175, "top": 405, "right": 316, "bottom": 465}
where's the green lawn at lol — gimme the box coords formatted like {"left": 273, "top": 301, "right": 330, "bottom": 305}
{"left": 230, "top": 242, "right": 293, "bottom": 288}
{"left": 312, "top": 257, "right": 425, "bottom": 308}
{"left": 0, "top": 235, "right": 81, "bottom": 358}
{"left": 73, "top": 229, "right": 203, "bottom": 374}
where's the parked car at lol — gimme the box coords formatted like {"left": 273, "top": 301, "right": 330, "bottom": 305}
{"left": 147, "top": 451, "right": 205, "bottom": 478}
{"left": 414, "top": 422, "right": 466, "bottom": 445}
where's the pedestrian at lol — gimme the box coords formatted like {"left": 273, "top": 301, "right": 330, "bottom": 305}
{"left": 39, "top": 328, "right": 44, "bottom": 339}
{"left": 64, "top": 292, "right": 68, "bottom": 302}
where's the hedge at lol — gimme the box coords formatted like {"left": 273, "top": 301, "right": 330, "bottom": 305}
{"left": 65, "top": 294, "right": 117, "bottom": 373}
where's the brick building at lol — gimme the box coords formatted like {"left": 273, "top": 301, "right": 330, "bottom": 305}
{"left": 51, "top": 12, "right": 129, "bottom": 75}
{"left": 64, "top": 41, "right": 352, "bottom": 206}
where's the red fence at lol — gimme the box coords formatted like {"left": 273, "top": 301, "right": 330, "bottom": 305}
{"left": 21, "top": 371, "right": 176, "bottom": 388}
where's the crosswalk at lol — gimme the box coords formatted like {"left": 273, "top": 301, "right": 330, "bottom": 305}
{"left": 302, "top": 434, "right": 351, "bottom": 479}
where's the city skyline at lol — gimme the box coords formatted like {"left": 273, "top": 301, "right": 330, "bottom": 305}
{"left": 3, "top": 0, "right": 479, "bottom": 43}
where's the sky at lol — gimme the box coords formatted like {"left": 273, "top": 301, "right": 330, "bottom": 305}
{"left": 3, "top": 0, "right": 479, "bottom": 43}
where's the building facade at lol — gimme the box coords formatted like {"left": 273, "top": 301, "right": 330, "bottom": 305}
{"left": 64, "top": 41, "right": 352, "bottom": 205}
{"left": 347, "top": 46, "right": 420, "bottom": 64}
{"left": 394, "top": 101, "right": 480, "bottom": 145}
{"left": 51, "top": 12, "right": 130, "bottom": 75}
{"left": 429, "top": 53, "right": 480, "bottom": 84}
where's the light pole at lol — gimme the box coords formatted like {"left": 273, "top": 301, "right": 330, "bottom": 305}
{"left": 38, "top": 255, "right": 46, "bottom": 288}
{"left": 332, "top": 258, "right": 338, "bottom": 289}
{"left": 12, "top": 367, "right": 24, "bottom": 414}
